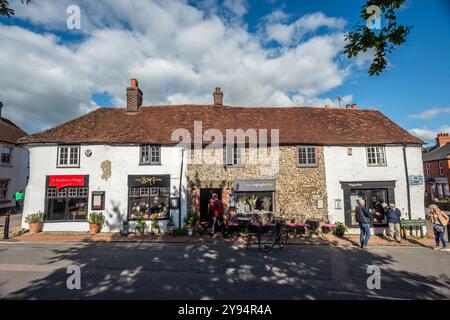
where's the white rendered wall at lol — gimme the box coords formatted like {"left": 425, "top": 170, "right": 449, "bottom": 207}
{"left": 21, "top": 144, "right": 187, "bottom": 232}
{"left": 323, "top": 145, "right": 425, "bottom": 225}
{"left": 0, "top": 144, "right": 29, "bottom": 209}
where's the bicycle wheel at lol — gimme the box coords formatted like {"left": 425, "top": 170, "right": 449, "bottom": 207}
{"left": 277, "top": 230, "right": 289, "bottom": 249}
{"left": 259, "top": 232, "right": 276, "bottom": 252}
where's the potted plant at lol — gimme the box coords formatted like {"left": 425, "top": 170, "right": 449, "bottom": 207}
{"left": 25, "top": 212, "right": 44, "bottom": 233}
{"left": 135, "top": 215, "right": 146, "bottom": 235}
{"left": 151, "top": 214, "right": 159, "bottom": 235}
{"left": 87, "top": 212, "right": 105, "bottom": 235}
{"left": 247, "top": 195, "right": 258, "bottom": 212}
{"left": 333, "top": 221, "right": 347, "bottom": 237}
{"left": 184, "top": 212, "right": 197, "bottom": 236}
{"left": 167, "top": 215, "right": 175, "bottom": 235}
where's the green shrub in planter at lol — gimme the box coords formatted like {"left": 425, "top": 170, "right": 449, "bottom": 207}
{"left": 24, "top": 212, "right": 44, "bottom": 224}
{"left": 333, "top": 222, "right": 347, "bottom": 237}
{"left": 88, "top": 212, "right": 105, "bottom": 225}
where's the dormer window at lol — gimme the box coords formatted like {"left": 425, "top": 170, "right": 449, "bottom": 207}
{"left": 57, "top": 146, "right": 80, "bottom": 167}
{"left": 140, "top": 145, "right": 161, "bottom": 165}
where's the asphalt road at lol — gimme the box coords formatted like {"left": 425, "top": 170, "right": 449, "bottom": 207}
{"left": 0, "top": 242, "right": 449, "bottom": 300}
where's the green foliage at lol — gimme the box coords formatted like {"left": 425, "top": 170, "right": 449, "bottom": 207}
{"left": 173, "top": 227, "right": 188, "bottom": 236}
{"left": 24, "top": 212, "right": 43, "bottom": 224}
{"left": 0, "top": 0, "right": 30, "bottom": 17}
{"left": 136, "top": 216, "right": 146, "bottom": 228}
{"left": 151, "top": 214, "right": 158, "bottom": 229}
{"left": 344, "top": 0, "right": 412, "bottom": 75}
{"left": 88, "top": 212, "right": 105, "bottom": 225}
{"left": 184, "top": 212, "right": 197, "bottom": 227}
{"left": 333, "top": 221, "right": 348, "bottom": 236}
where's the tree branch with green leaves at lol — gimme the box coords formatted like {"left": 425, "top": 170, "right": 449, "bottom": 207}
{"left": 345, "top": 0, "right": 412, "bottom": 76}
{"left": 0, "top": 0, "right": 31, "bottom": 17}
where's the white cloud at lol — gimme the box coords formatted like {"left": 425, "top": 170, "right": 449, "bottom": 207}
{"left": 262, "top": 11, "right": 347, "bottom": 46}
{"left": 409, "top": 107, "right": 450, "bottom": 120}
{"left": 2, "top": 0, "right": 353, "bottom": 133}
{"left": 409, "top": 125, "right": 450, "bottom": 144}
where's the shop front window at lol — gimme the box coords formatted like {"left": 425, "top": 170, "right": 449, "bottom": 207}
{"left": 350, "top": 189, "right": 388, "bottom": 225}
{"left": 46, "top": 186, "right": 89, "bottom": 221}
{"left": 235, "top": 192, "right": 274, "bottom": 214}
{"left": 129, "top": 187, "right": 170, "bottom": 219}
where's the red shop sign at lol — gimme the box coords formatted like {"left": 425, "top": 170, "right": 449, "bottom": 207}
{"left": 49, "top": 175, "right": 86, "bottom": 189}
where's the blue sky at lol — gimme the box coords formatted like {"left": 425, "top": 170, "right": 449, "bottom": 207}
{"left": 0, "top": 0, "right": 449, "bottom": 144}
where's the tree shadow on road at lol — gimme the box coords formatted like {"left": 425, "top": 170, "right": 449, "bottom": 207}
{"left": 4, "top": 242, "right": 450, "bottom": 300}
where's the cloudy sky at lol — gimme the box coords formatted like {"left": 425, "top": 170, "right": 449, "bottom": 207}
{"left": 0, "top": 0, "right": 449, "bottom": 144}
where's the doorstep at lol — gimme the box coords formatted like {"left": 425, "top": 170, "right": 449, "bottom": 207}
{"left": 4, "top": 232, "right": 437, "bottom": 248}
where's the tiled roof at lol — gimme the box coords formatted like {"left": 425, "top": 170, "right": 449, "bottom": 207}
{"left": 423, "top": 143, "right": 450, "bottom": 162}
{"left": 19, "top": 105, "right": 423, "bottom": 145}
{"left": 0, "top": 117, "right": 28, "bottom": 144}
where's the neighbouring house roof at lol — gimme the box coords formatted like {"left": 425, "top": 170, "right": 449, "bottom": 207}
{"left": 423, "top": 143, "right": 450, "bottom": 162}
{"left": 19, "top": 105, "right": 423, "bottom": 146}
{"left": 0, "top": 117, "right": 28, "bottom": 144}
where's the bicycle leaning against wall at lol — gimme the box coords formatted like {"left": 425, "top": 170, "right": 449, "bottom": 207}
{"left": 258, "top": 218, "right": 289, "bottom": 252}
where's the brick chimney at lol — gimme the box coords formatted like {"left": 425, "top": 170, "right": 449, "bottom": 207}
{"left": 436, "top": 133, "right": 450, "bottom": 147}
{"left": 126, "top": 79, "right": 143, "bottom": 113}
{"left": 213, "top": 87, "right": 223, "bottom": 106}
{"left": 351, "top": 103, "right": 357, "bottom": 109}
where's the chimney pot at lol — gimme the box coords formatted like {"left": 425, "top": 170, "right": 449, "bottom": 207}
{"left": 213, "top": 87, "right": 223, "bottom": 106}
{"left": 0, "top": 101, "right": 3, "bottom": 118}
{"left": 345, "top": 104, "right": 350, "bottom": 109}
{"left": 436, "top": 132, "right": 450, "bottom": 147}
{"left": 127, "top": 78, "right": 143, "bottom": 113}
{"left": 351, "top": 103, "right": 357, "bottom": 109}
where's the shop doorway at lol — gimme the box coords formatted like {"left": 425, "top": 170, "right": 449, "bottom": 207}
{"left": 200, "top": 188, "right": 222, "bottom": 223}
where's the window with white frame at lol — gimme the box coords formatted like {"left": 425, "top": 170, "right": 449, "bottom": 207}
{"left": 439, "top": 161, "right": 444, "bottom": 176}
{"left": 1, "top": 146, "right": 13, "bottom": 165}
{"left": 225, "top": 144, "right": 243, "bottom": 167}
{"left": 57, "top": 146, "right": 80, "bottom": 167}
{"left": 425, "top": 163, "right": 430, "bottom": 176}
{"left": 297, "top": 146, "right": 317, "bottom": 167}
{"left": 366, "top": 146, "right": 387, "bottom": 166}
{"left": 0, "top": 179, "right": 8, "bottom": 200}
{"left": 140, "top": 145, "right": 161, "bottom": 165}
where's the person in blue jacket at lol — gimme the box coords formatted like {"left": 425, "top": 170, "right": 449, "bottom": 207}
{"left": 383, "top": 203, "right": 402, "bottom": 243}
{"left": 355, "top": 198, "right": 375, "bottom": 249}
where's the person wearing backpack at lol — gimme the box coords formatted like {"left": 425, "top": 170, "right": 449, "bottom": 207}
{"left": 426, "top": 204, "right": 449, "bottom": 251}
{"left": 355, "top": 198, "right": 375, "bottom": 249}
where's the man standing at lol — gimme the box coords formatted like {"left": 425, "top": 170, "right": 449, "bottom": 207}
{"left": 355, "top": 198, "right": 374, "bottom": 249}
{"left": 384, "top": 203, "right": 402, "bottom": 243}
{"left": 14, "top": 189, "right": 24, "bottom": 213}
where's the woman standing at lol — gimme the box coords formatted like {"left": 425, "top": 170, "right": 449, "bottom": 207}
{"left": 426, "top": 204, "right": 449, "bottom": 251}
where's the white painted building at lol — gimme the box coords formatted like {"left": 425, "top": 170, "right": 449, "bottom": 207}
{"left": 21, "top": 80, "right": 188, "bottom": 232}
{"left": 0, "top": 102, "right": 29, "bottom": 211}
{"left": 324, "top": 144, "right": 425, "bottom": 233}
{"left": 22, "top": 144, "right": 187, "bottom": 232}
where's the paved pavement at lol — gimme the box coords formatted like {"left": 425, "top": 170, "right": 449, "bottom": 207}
{"left": 0, "top": 212, "right": 22, "bottom": 229}
{"left": 1, "top": 242, "right": 449, "bottom": 300}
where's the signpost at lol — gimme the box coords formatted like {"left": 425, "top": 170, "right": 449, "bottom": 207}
{"left": 400, "top": 218, "right": 426, "bottom": 238}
